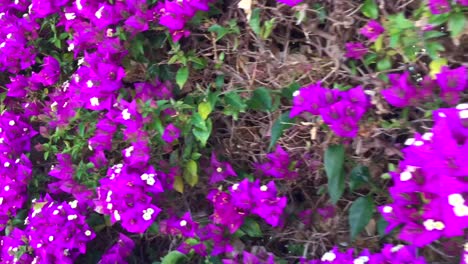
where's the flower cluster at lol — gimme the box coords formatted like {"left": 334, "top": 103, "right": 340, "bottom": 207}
{"left": 94, "top": 163, "right": 163, "bottom": 233}
{"left": 48, "top": 153, "right": 94, "bottom": 206}
{"left": 382, "top": 66, "right": 468, "bottom": 107}
{"left": 300, "top": 244, "right": 427, "bottom": 264}
{"left": 99, "top": 233, "right": 135, "bottom": 264}
{"left": 345, "top": 42, "right": 368, "bottom": 59}
{"left": 360, "top": 20, "right": 385, "bottom": 42}
{"left": 208, "top": 179, "right": 287, "bottom": 232}
{"left": 0, "top": 111, "right": 36, "bottom": 231}
{"left": 290, "top": 84, "right": 370, "bottom": 137}
{"left": 277, "top": 0, "right": 303, "bottom": 7}
{"left": 157, "top": 0, "right": 214, "bottom": 41}
{"left": 256, "top": 145, "right": 298, "bottom": 179}
{"left": 208, "top": 153, "right": 237, "bottom": 184}
{"left": 0, "top": 195, "right": 95, "bottom": 263}
{"left": 379, "top": 105, "right": 468, "bottom": 256}
{"left": 428, "top": 0, "right": 468, "bottom": 14}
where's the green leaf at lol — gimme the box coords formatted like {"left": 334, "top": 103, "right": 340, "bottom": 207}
{"left": 280, "top": 82, "right": 300, "bottom": 100}
{"left": 425, "top": 42, "right": 445, "bottom": 59}
{"left": 191, "top": 113, "right": 207, "bottom": 130}
{"left": 423, "top": 30, "right": 446, "bottom": 39}
{"left": 208, "top": 24, "right": 229, "bottom": 41}
{"left": 240, "top": 218, "right": 263, "bottom": 237}
{"left": 249, "top": 8, "right": 261, "bottom": 35}
{"left": 161, "top": 251, "right": 187, "bottom": 264}
{"left": 373, "top": 35, "right": 384, "bottom": 52}
{"left": 324, "top": 144, "right": 345, "bottom": 204}
{"left": 361, "top": 0, "right": 378, "bottom": 19}
{"left": 198, "top": 102, "right": 212, "bottom": 120}
{"left": 349, "top": 196, "right": 374, "bottom": 240}
{"left": 377, "top": 57, "right": 392, "bottom": 71}
{"left": 448, "top": 12, "right": 466, "bottom": 38}
{"left": 248, "top": 87, "right": 272, "bottom": 112}
{"left": 262, "top": 18, "right": 276, "bottom": 39}
{"left": 173, "top": 175, "right": 184, "bottom": 193}
{"left": 349, "top": 165, "right": 370, "bottom": 191}
{"left": 377, "top": 216, "right": 389, "bottom": 237}
{"left": 192, "top": 119, "right": 212, "bottom": 147}
{"left": 429, "top": 57, "right": 448, "bottom": 78}
{"left": 176, "top": 66, "right": 189, "bottom": 88}
{"left": 183, "top": 160, "right": 198, "bottom": 187}
{"left": 269, "top": 111, "right": 294, "bottom": 150}
{"left": 225, "top": 92, "right": 247, "bottom": 110}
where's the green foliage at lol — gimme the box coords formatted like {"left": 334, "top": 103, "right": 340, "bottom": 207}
{"left": 269, "top": 111, "right": 294, "bottom": 151}
{"left": 361, "top": 0, "right": 379, "bottom": 19}
{"left": 448, "top": 12, "right": 466, "bottom": 37}
{"left": 248, "top": 87, "right": 273, "bottom": 112}
{"left": 183, "top": 160, "right": 199, "bottom": 187}
{"left": 349, "top": 196, "right": 374, "bottom": 240}
{"left": 176, "top": 66, "right": 189, "bottom": 89}
{"left": 161, "top": 251, "right": 187, "bottom": 264}
{"left": 324, "top": 144, "right": 346, "bottom": 204}
{"left": 240, "top": 217, "right": 263, "bottom": 237}
{"left": 349, "top": 165, "right": 370, "bottom": 191}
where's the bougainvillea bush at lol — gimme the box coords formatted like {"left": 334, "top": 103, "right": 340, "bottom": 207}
{"left": 0, "top": 0, "right": 466, "bottom": 263}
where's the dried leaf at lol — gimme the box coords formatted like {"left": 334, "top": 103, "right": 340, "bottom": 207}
{"left": 238, "top": 0, "right": 253, "bottom": 21}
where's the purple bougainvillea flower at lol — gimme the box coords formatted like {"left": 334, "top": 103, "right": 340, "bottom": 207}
{"left": 277, "top": 0, "right": 303, "bottom": 7}
{"left": 160, "top": 212, "right": 199, "bottom": 238}
{"left": 290, "top": 82, "right": 329, "bottom": 117}
{"left": 98, "top": 233, "right": 135, "bottom": 264}
{"left": 317, "top": 205, "right": 336, "bottom": 220}
{"left": 458, "top": 0, "right": 468, "bottom": 6}
{"left": 435, "top": 66, "right": 467, "bottom": 105}
{"left": 256, "top": 145, "right": 298, "bottom": 179}
{"left": 251, "top": 180, "right": 287, "bottom": 227}
{"left": 209, "top": 153, "right": 237, "bottom": 184}
{"left": 428, "top": 0, "right": 451, "bottom": 14}
{"left": 360, "top": 20, "right": 385, "bottom": 41}
{"left": 345, "top": 42, "right": 368, "bottom": 59}
{"left": 32, "top": 56, "right": 60, "bottom": 86}
{"left": 162, "top": 123, "right": 181, "bottom": 144}
{"left": 381, "top": 72, "right": 420, "bottom": 107}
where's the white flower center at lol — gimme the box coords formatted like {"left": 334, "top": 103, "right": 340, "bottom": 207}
{"left": 90, "top": 97, "right": 100, "bottom": 106}
{"left": 382, "top": 206, "right": 392, "bottom": 213}
{"left": 95, "top": 6, "right": 105, "bottom": 19}
{"left": 122, "top": 109, "right": 131, "bottom": 120}
{"left": 400, "top": 171, "right": 412, "bottom": 181}
{"left": 321, "top": 252, "right": 336, "bottom": 262}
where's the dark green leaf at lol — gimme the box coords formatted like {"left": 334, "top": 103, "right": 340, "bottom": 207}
{"left": 377, "top": 216, "right": 389, "bottom": 237}
{"left": 280, "top": 82, "right": 300, "bottom": 100}
{"left": 269, "top": 111, "right": 294, "bottom": 150}
{"left": 208, "top": 24, "right": 229, "bottom": 41}
{"left": 225, "top": 92, "right": 247, "bottom": 110}
{"left": 240, "top": 218, "right": 263, "bottom": 237}
{"left": 361, "top": 0, "right": 378, "bottom": 19}
{"left": 349, "top": 196, "right": 374, "bottom": 240}
{"left": 161, "top": 251, "right": 187, "bottom": 264}
{"left": 248, "top": 87, "right": 272, "bottom": 112}
{"left": 349, "top": 165, "right": 370, "bottom": 191}
{"left": 324, "top": 144, "right": 345, "bottom": 204}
